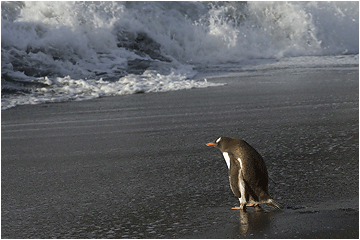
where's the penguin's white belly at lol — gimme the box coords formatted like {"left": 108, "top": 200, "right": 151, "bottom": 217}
{"left": 237, "top": 157, "right": 246, "bottom": 204}
{"left": 223, "top": 153, "right": 246, "bottom": 204}
{"left": 222, "top": 152, "right": 230, "bottom": 169}
{"left": 222, "top": 152, "right": 244, "bottom": 170}
{"left": 237, "top": 157, "right": 243, "bottom": 169}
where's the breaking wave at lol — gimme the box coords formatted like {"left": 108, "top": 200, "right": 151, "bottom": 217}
{"left": 2, "top": 1, "right": 358, "bottom": 109}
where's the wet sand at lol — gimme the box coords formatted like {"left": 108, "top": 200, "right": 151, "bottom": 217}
{"left": 2, "top": 67, "right": 359, "bottom": 238}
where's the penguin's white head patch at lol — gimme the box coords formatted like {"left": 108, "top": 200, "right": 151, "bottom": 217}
{"left": 216, "top": 137, "right": 222, "bottom": 143}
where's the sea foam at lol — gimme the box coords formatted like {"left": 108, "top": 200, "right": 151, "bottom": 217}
{"left": 1, "top": 2, "right": 358, "bottom": 109}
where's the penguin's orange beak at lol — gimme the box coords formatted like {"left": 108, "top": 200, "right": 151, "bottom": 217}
{"left": 206, "top": 142, "right": 214, "bottom": 146}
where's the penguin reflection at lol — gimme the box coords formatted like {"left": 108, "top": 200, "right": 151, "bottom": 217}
{"left": 238, "top": 211, "right": 249, "bottom": 233}
{"left": 236, "top": 210, "right": 271, "bottom": 234}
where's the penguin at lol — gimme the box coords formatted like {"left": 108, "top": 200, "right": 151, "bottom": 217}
{"left": 206, "top": 137, "right": 281, "bottom": 210}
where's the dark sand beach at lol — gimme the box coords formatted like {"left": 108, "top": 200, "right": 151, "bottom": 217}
{"left": 2, "top": 67, "right": 359, "bottom": 238}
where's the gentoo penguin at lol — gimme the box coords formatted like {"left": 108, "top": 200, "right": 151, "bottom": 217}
{"left": 206, "top": 137, "right": 281, "bottom": 210}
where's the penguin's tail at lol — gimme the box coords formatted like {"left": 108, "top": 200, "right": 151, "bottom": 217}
{"left": 267, "top": 199, "right": 282, "bottom": 209}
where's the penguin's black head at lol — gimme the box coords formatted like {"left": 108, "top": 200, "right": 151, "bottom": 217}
{"left": 206, "top": 137, "right": 231, "bottom": 151}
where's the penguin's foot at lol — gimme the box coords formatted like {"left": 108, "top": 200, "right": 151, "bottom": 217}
{"left": 254, "top": 204, "right": 263, "bottom": 211}
{"left": 232, "top": 203, "right": 262, "bottom": 210}
{"left": 245, "top": 203, "right": 258, "bottom": 207}
{"left": 247, "top": 203, "right": 263, "bottom": 211}
{"left": 231, "top": 206, "right": 243, "bottom": 210}
{"left": 232, "top": 204, "right": 247, "bottom": 210}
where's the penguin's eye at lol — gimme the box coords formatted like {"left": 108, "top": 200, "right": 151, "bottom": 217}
{"left": 216, "top": 137, "right": 222, "bottom": 143}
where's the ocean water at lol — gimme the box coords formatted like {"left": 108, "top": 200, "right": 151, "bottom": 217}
{"left": 1, "top": 1, "right": 359, "bottom": 110}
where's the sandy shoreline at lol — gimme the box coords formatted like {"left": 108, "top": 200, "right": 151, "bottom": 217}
{"left": 2, "top": 67, "right": 358, "bottom": 238}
